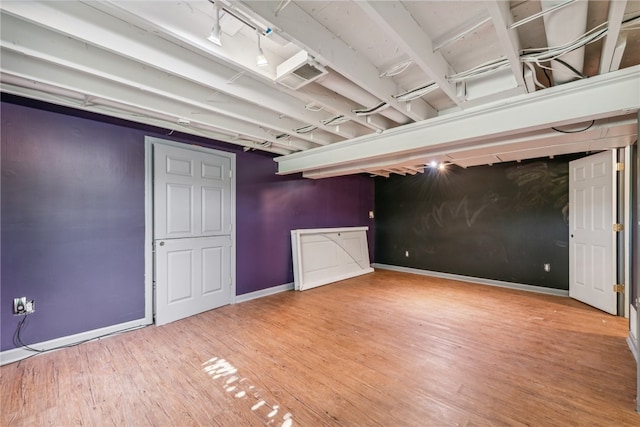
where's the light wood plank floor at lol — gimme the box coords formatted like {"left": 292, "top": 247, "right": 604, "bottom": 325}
{"left": 1, "top": 270, "right": 638, "bottom": 426}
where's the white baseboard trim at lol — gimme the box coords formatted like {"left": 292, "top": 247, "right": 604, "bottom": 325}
{"left": 372, "top": 263, "right": 569, "bottom": 297}
{"left": 235, "top": 282, "right": 294, "bottom": 303}
{"left": 0, "top": 318, "right": 150, "bottom": 366}
{"left": 627, "top": 334, "right": 638, "bottom": 364}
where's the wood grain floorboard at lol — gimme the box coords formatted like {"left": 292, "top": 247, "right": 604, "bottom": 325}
{"left": 1, "top": 270, "right": 637, "bottom": 426}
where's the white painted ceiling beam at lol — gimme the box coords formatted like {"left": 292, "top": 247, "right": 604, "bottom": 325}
{"left": 485, "top": 1, "right": 528, "bottom": 92}
{"left": 302, "top": 115, "right": 637, "bottom": 178}
{"left": 234, "top": 0, "right": 436, "bottom": 122}
{"left": 0, "top": 1, "right": 352, "bottom": 141}
{"left": 94, "top": 0, "right": 376, "bottom": 137}
{"left": 432, "top": 11, "right": 492, "bottom": 52}
{"left": 367, "top": 171, "right": 390, "bottom": 178}
{"left": 276, "top": 66, "right": 640, "bottom": 174}
{"left": 91, "top": 0, "right": 365, "bottom": 141}
{"left": 0, "top": 14, "right": 322, "bottom": 150}
{"left": 356, "top": 1, "right": 463, "bottom": 106}
{"left": 0, "top": 47, "right": 309, "bottom": 153}
{"left": 0, "top": 81, "right": 292, "bottom": 155}
{"left": 296, "top": 83, "right": 395, "bottom": 132}
{"left": 302, "top": 155, "right": 431, "bottom": 180}
{"left": 599, "top": 0, "right": 627, "bottom": 74}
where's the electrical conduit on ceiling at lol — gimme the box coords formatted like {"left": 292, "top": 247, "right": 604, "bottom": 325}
{"left": 315, "top": 73, "right": 412, "bottom": 125}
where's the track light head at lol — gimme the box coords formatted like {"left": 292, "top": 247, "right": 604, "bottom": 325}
{"left": 256, "top": 30, "right": 268, "bottom": 67}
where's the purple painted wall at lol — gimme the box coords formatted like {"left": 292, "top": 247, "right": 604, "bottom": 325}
{"left": 236, "top": 154, "right": 375, "bottom": 294}
{"left": 1, "top": 97, "right": 375, "bottom": 352}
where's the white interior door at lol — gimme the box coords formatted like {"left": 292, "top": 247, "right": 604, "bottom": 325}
{"left": 154, "top": 144, "right": 231, "bottom": 239}
{"left": 569, "top": 150, "right": 616, "bottom": 314}
{"left": 155, "top": 236, "right": 231, "bottom": 325}
{"left": 153, "top": 143, "right": 233, "bottom": 325}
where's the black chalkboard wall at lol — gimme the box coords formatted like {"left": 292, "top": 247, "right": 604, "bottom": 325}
{"left": 375, "top": 155, "right": 586, "bottom": 290}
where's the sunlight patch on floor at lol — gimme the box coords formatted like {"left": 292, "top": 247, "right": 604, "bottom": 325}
{"left": 203, "top": 357, "right": 293, "bottom": 426}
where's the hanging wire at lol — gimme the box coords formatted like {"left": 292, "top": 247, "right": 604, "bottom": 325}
{"left": 508, "top": 0, "right": 577, "bottom": 30}
{"left": 447, "top": 58, "right": 510, "bottom": 83}
{"left": 552, "top": 120, "right": 595, "bottom": 134}
{"left": 13, "top": 315, "right": 146, "bottom": 360}
{"left": 393, "top": 82, "right": 439, "bottom": 102}
{"left": 393, "top": 13, "right": 640, "bottom": 98}
{"left": 320, "top": 115, "right": 350, "bottom": 126}
{"left": 352, "top": 102, "right": 389, "bottom": 116}
{"left": 379, "top": 59, "right": 413, "bottom": 78}
{"left": 294, "top": 125, "right": 317, "bottom": 134}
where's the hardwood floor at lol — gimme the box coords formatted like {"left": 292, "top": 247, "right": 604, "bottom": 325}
{"left": 1, "top": 270, "right": 638, "bottom": 426}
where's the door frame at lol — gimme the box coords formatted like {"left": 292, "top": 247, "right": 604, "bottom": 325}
{"left": 569, "top": 150, "right": 618, "bottom": 315}
{"left": 144, "top": 136, "right": 236, "bottom": 324}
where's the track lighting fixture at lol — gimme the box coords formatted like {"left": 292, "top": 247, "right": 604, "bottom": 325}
{"left": 427, "top": 160, "right": 448, "bottom": 171}
{"left": 256, "top": 30, "right": 268, "bottom": 67}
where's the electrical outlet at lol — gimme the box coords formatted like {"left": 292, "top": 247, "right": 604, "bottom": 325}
{"left": 14, "top": 297, "right": 26, "bottom": 315}
{"left": 405, "top": 250, "right": 409, "bottom": 257}
{"left": 368, "top": 211, "right": 374, "bottom": 219}
{"left": 544, "top": 263, "right": 551, "bottom": 272}
{"left": 13, "top": 297, "right": 35, "bottom": 315}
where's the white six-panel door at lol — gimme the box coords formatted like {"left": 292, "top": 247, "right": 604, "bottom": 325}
{"left": 569, "top": 150, "right": 616, "bottom": 315}
{"left": 153, "top": 143, "right": 233, "bottom": 325}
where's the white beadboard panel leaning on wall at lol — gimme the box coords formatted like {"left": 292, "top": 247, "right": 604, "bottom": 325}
{"left": 291, "top": 227, "right": 373, "bottom": 291}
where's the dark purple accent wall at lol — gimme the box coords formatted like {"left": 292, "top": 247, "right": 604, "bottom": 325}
{"left": 1, "top": 96, "right": 375, "bottom": 352}
{"left": 1, "top": 103, "right": 146, "bottom": 350}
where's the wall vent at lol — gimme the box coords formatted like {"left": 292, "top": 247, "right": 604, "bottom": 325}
{"left": 275, "top": 51, "right": 327, "bottom": 90}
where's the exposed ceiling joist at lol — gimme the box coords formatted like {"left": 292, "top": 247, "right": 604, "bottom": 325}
{"left": 0, "top": 1, "right": 351, "bottom": 143}
{"left": 486, "top": 1, "right": 529, "bottom": 93}
{"left": 0, "top": 81, "right": 293, "bottom": 155}
{"left": 599, "top": 0, "right": 628, "bottom": 74}
{"left": 234, "top": 0, "right": 437, "bottom": 122}
{"left": 432, "top": 11, "right": 492, "bottom": 52}
{"left": 356, "top": 1, "right": 464, "bottom": 106}
{"left": 96, "top": 0, "right": 371, "bottom": 142}
{"left": 1, "top": 53, "right": 300, "bottom": 153}
{"left": 0, "top": 14, "right": 321, "bottom": 150}
{"left": 296, "top": 83, "right": 394, "bottom": 132}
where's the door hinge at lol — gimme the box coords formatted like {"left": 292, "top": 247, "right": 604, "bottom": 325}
{"left": 616, "top": 162, "right": 625, "bottom": 172}
{"left": 613, "top": 223, "right": 624, "bottom": 232}
{"left": 613, "top": 284, "right": 624, "bottom": 293}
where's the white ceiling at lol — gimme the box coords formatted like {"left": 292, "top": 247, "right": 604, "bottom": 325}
{"left": 1, "top": 1, "right": 639, "bottom": 178}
